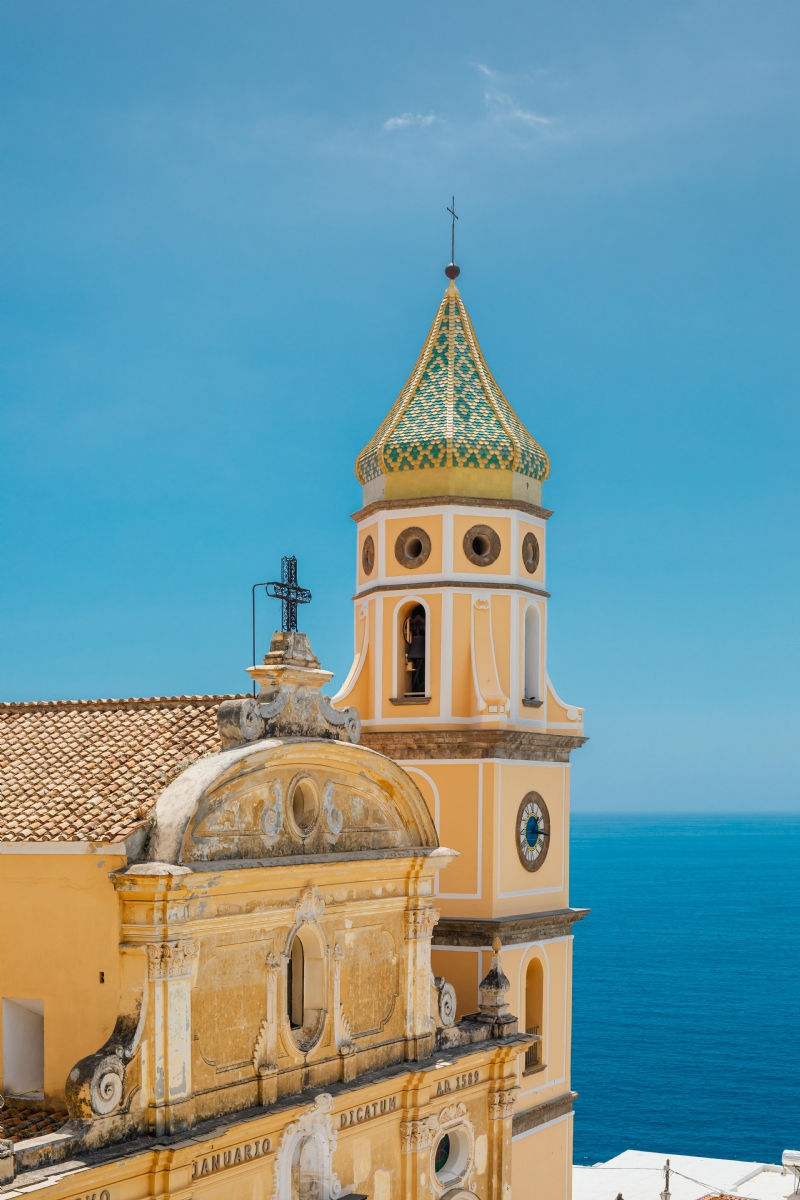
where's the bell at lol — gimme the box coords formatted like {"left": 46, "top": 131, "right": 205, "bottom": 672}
{"left": 408, "top": 634, "right": 425, "bottom": 659}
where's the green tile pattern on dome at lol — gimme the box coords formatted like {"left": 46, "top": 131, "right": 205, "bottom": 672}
{"left": 356, "top": 279, "right": 549, "bottom": 484}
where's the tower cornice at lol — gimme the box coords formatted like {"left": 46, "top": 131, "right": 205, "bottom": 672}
{"left": 353, "top": 580, "right": 550, "bottom": 601}
{"left": 359, "top": 728, "right": 586, "bottom": 762}
{"left": 351, "top": 494, "right": 553, "bottom": 524}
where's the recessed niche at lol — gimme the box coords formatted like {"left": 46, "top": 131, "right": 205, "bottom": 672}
{"left": 361, "top": 534, "right": 375, "bottom": 576}
{"left": 522, "top": 531, "right": 540, "bottom": 574}
{"left": 463, "top": 524, "right": 501, "bottom": 567}
{"left": 288, "top": 776, "right": 320, "bottom": 839}
{"left": 394, "top": 526, "right": 431, "bottom": 570}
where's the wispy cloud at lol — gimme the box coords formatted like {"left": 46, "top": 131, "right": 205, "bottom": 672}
{"left": 383, "top": 112, "right": 437, "bottom": 131}
{"left": 508, "top": 106, "right": 551, "bottom": 125}
{"left": 485, "top": 91, "right": 551, "bottom": 125}
{"left": 473, "top": 63, "right": 495, "bottom": 78}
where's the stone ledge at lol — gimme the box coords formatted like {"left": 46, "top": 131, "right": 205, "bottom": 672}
{"left": 353, "top": 580, "right": 551, "bottom": 601}
{"left": 432, "top": 908, "right": 589, "bottom": 947}
{"left": 351, "top": 495, "right": 553, "bottom": 523}
{"left": 360, "top": 729, "right": 587, "bottom": 763}
{"left": 511, "top": 1090, "right": 578, "bottom": 1137}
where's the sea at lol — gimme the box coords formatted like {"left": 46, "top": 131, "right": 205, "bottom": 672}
{"left": 570, "top": 814, "right": 800, "bottom": 1167}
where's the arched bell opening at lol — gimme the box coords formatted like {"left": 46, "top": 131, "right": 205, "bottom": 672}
{"left": 523, "top": 602, "right": 541, "bottom": 702}
{"left": 286, "top": 925, "right": 327, "bottom": 1051}
{"left": 397, "top": 600, "right": 428, "bottom": 698}
{"left": 523, "top": 955, "right": 545, "bottom": 1073}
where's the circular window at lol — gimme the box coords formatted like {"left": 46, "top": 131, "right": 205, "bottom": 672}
{"left": 288, "top": 776, "right": 320, "bottom": 838}
{"left": 522, "top": 531, "right": 540, "bottom": 574}
{"left": 463, "top": 524, "right": 501, "bottom": 567}
{"left": 433, "top": 1127, "right": 470, "bottom": 1188}
{"left": 515, "top": 792, "right": 550, "bottom": 872}
{"left": 395, "top": 526, "right": 431, "bottom": 570}
{"left": 435, "top": 1134, "right": 451, "bottom": 1175}
{"left": 361, "top": 534, "right": 375, "bottom": 576}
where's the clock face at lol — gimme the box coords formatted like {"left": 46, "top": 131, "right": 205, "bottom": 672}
{"left": 516, "top": 792, "right": 550, "bottom": 872}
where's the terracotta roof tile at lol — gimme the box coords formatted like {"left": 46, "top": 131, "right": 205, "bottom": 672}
{"left": 0, "top": 694, "right": 246, "bottom": 843}
{"left": 0, "top": 1105, "right": 69, "bottom": 1142}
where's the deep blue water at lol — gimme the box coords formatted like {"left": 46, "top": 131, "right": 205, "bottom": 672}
{"left": 571, "top": 814, "right": 800, "bottom": 1165}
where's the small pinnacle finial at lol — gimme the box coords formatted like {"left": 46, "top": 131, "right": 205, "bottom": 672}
{"left": 492, "top": 936, "right": 502, "bottom": 954}
{"left": 446, "top": 196, "right": 460, "bottom": 280}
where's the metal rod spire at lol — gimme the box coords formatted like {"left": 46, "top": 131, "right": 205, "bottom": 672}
{"left": 447, "top": 196, "right": 458, "bottom": 264}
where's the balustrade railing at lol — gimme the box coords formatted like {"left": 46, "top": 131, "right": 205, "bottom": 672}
{"left": 524, "top": 1025, "right": 541, "bottom": 1070}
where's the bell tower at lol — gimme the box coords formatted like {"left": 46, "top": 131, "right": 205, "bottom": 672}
{"left": 334, "top": 264, "right": 586, "bottom": 1198}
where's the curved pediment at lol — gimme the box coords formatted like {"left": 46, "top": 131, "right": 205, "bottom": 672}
{"left": 147, "top": 738, "right": 438, "bottom": 865}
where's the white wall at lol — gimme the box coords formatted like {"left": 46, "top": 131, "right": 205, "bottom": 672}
{"left": 2, "top": 998, "right": 44, "bottom": 1096}
{"left": 524, "top": 604, "right": 541, "bottom": 700}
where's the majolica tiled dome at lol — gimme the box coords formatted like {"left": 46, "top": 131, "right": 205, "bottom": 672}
{"left": 356, "top": 277, "right": 549, "bottom": 503}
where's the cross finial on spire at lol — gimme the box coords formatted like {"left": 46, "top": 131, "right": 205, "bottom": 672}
{"left": 266, "top": 556, "right": 312, "bottom": 632}
{"left": 445, "top": 196, "right": 460, "bottom": 280}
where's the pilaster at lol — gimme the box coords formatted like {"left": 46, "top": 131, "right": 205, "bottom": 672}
{"left": 403, "top": 905, "right": 438, "bottom": 1060}
{"left": 146, "top": 939, "right": 198, "bottom": 1135}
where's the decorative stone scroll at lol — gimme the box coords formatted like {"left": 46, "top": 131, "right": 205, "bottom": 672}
{"left": 295, "top": 886, "right": 325, "bottom": 926}
{"left": 218, "top": 632, "right": 360, "bottom": 749}
{"left": 322, "top": 781, "right": 344, "bottom": 843}
{"left": 88, "top": 1054, "right": 125, "bottom": 1116}
{"left": 431, "top": 972, "right": 457, "bottom": 1027}
{"left": 439, "top": 1101, "right": 468, "bottom": 1125}
{"left": 332, "top": 944, "right": 354, "bottom": 1055}
{"left": 260, "top": 780, "right": 283, "bottom": 846}
{"left": 146, "top": 939, "right": 199, "bottom": 980}
{"left": 66, "top": 1046, "right": 129, "bottom": 1122}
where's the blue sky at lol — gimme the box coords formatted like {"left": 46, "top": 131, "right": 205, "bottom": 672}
{"left": 1, "top": 2, "right": 798, "bottom": 811}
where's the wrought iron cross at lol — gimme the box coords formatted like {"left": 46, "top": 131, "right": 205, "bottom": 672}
{"left": 447, "top": 196, "right": 458, "bottom": 264}
{"left": 265, "top": 556, "right": 311, "bottom": 633}
{"left": 251, "top": 557, "right": 312, "bottom": 688}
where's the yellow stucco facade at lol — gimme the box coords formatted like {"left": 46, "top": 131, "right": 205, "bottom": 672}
{"left": 0, "top": 269, "right": 585, "bottom": 1200}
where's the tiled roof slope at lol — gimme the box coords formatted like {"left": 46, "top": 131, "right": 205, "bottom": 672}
{"left": 0, "top": 1105, "right": 69, "bottom": 1142}
{"left": 355, "top": 277, "right": 550, "bottom": 485}
{"left": 0, "top": 694, "right": 245, "bottom": 843}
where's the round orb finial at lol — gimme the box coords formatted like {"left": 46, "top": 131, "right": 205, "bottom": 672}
{"left": 445, "top": 262, "right": 460, "bottom": 280}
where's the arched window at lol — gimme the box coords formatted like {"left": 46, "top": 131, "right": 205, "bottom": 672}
{"left": 397, "top": 601, "right": 427, "bottom": 697}
{"left": 524, "top": 957, "right": 544, "bottom": 1072}
{"left": 286, "top": 927, "right": 326, "bottom": 1049}
{"left": 523, "top": 604, "right": 541, "bottom": 702}
{"left": 288, "top": 937, "right": 304, "bottom": 1027}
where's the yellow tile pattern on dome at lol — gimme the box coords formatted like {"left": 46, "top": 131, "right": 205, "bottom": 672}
{"left": 356, "top": 278, "right": 549, "bottom": 485}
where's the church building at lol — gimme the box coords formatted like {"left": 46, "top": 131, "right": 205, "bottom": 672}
{"left": 0, "top": 262, "right": 586, "bottom": 1200}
